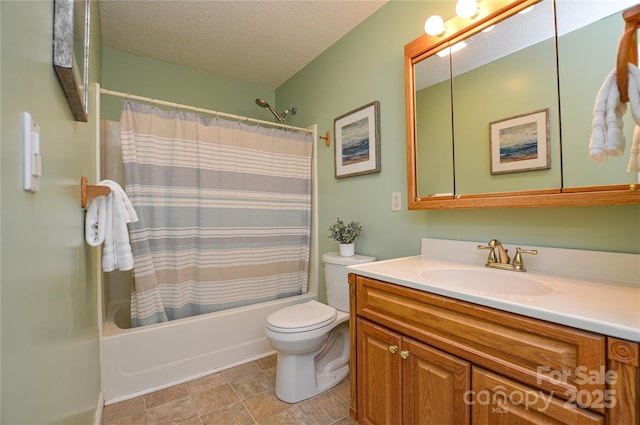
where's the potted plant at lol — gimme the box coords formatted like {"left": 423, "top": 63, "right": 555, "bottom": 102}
{"left": 328, "top": 218, "right": 362, "bottom": 257}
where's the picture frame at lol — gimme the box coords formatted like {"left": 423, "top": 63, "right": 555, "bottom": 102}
{"left": 53, "top": 0, "right": 90, "bottom": 122}
{"left": 334, "top": 101, "right": 381, "bottom": 178}
{"left": 489, "top": 108, "right": 550, "bottom": 174}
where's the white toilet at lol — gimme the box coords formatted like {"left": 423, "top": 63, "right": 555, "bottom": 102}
{"left": 265, "top": 252, "right": 375, "bottom": 403}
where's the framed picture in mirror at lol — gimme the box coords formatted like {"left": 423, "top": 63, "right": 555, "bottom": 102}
{"left": 334, "top": 101, "right": 381, "bottom": 178}
{"left": 489, "top": 108, "right": 550, "bottom": 175}
{"left": 53, "top": 0, "right": 90, "bottom": 122}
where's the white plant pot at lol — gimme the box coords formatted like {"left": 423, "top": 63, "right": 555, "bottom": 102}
{"left": 339, "top": 243, "right": 355, "bottom": 257}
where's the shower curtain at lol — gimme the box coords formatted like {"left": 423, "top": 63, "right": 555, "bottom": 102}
{"left": 120, "top": 102, "right": 313, "bottom": 327}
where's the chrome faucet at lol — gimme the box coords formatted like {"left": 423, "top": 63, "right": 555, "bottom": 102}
{"left": 477, "top": 239, "right": 537, "bottom": 272}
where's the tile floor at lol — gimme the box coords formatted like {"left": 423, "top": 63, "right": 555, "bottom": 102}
{"left": 101, "top": 354, "right": 357, "bottom": 425}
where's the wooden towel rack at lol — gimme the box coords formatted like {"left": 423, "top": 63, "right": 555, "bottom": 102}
{"left": 617, "top": 4, "right": 640, "bottom": 103}
{"left": 81, "top": 176, "right": 110, "bottom": 208}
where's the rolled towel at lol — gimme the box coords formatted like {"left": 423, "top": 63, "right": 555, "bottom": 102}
{"left": 604, "top": 77, "right": 626, "bottom": 157}
{"left": 590, "top": 68, "right": 617, "bottom": 161}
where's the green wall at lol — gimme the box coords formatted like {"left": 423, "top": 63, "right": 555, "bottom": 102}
{"left": 100, "top": 48, "right": 276, "bottom": 122}
{"left": 1, "top": 1, "right": 102, "bottom": 424}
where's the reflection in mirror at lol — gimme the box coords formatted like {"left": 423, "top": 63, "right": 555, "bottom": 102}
{"left": 557, "top": 1, "right": 639, "bottom": 188}
{"left": 415, "top": 48, "right": 454, "bottom": 196}
{"left": 451, "top": 0, "right": 560, "bottom": 195}
{"left": 406, "top": 0, "right": 640, "bottom": 209}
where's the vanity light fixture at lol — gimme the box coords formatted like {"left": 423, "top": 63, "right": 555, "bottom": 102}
{"left": 456, "top": 0, "right": 478, "bottom": 19}
{"left": 424, "top": 15, "right": 445, "bottom": 36}
{"left": 424, "top": 0, "right": 478, "bottom": 37}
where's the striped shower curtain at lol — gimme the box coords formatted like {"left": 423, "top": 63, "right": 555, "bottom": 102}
{"left": 120, "top": 102, "right": 313, "bottom": 327}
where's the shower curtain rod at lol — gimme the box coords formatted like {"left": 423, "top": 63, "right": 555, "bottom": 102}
{"left": 99, "top": 87, "right": 313, "bottom": 134}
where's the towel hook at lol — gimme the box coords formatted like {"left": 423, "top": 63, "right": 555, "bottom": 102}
{"left": 319, "top": 131, "right": 331, "bottom": 147}
{"left": 81, "top": 176, "right": 110, "bottom": 208}
{"left": 616, "top": 5, "right": 640, "bottom": 103}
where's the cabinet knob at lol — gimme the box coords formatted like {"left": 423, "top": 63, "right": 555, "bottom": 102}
{"left": 388, "top": 345, "right": 398, "bottom": 354}
{"left": 400, "top": 350, "right": 410, "bottom": 359}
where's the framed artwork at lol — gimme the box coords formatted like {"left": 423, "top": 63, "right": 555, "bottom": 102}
{"left": 53, "top": 0, "right": 90, "bottom": 122}
{"left": 334, "top": 101, "right": 380, "bottom": 178}
{"left": 489, "top": 108, "right": 550, "bottom": 174}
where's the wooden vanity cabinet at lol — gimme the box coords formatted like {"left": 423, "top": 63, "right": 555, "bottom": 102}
{"left": 348, "top": 274, "right": 640, "bottom": 425}
{"left": 358, "top": 318, "right": 470, "bottom": 425}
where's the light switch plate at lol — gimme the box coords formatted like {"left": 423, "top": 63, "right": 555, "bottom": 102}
{"left": 23, "top": 112, "right": 41, "bottom": 192}
{"left": 392, "top": 191, "right": 401, "bottom": 211}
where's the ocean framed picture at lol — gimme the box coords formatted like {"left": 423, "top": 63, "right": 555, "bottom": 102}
{"left": 489, "top": 108, "right": 550, "bottom": 174}
{"left": 334, "top": 101, "right": 381, "bottom": 178}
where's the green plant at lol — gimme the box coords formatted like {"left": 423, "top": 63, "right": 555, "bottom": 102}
{"left": 328, "top": 218, "right": 362, "bottom": 244}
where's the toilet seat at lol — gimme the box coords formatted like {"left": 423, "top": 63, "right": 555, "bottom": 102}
{"left": 266, "top": 300, "right": 336, "bottom": 333}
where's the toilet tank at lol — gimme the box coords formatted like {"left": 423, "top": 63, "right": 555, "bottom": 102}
{"left": 323, "top": 253, "right": 375, "bottom": 312}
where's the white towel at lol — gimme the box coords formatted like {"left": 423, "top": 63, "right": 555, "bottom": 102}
{"left": 85, "top": 195, "right": 107, "bottom": 246}
{"left": 84, "top": 180, "right": 138, "bottom": 272}
{"left": 590, "top": 64, "right": 640, "bottom": 164}
{"left": 590, "top": 68, "right": 619, "bottom": 161}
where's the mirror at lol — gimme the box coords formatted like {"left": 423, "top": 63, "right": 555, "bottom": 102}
{"left": 406, "top": 0, "right": 640, "bottom": 209}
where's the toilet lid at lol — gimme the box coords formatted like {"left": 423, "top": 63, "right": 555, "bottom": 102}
{"left": 266, "top": 300, "right": 336, "bottom": 333}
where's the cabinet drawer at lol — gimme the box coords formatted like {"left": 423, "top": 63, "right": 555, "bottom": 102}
{"left": 355, "top": 276, "right": 606, "bottom": 410}
{"left": 471, "top": 368, "right": 604, "bottom": 425}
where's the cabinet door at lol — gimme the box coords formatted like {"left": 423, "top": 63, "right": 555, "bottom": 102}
{"left": 471, "top": 368, "right": 604, "bottom": 425}
{"left": 403, "top": 337, "right": 471, "bottom": 425}
{"left": 357, "top": 318, "right": 403, "bottom": 425}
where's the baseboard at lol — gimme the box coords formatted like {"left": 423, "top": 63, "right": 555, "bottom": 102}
{"left": 95, "top": 391, "right": 104, "bottom": 425}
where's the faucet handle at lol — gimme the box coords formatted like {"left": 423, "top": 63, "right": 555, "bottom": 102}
{"left": 513, "top": 247, "right": 538, "bottom": 272}
{"left": 477, "top": 244, "right": 497, "bottom": 264}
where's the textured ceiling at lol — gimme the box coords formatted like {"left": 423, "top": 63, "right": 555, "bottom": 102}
{"left": 98, "top": 0, "right": 388, "bottom": 89}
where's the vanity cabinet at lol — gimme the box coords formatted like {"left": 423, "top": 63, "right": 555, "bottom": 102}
{"left": 348, "top": 274, "right": 639, "bottom": 425}
{"left": 358, "top": 318, "right": 470, "bottom": 425}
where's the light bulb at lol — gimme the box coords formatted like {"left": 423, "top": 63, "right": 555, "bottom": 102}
{"left": 424, "top": 15, "right": 445, "bottom": 36}
{"left": 456, "top": 0, "right": 478, "bottom": 19}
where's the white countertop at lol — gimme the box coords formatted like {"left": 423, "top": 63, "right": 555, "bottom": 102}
{"left": 347, "top": 239, "right": 640, "bottom": 342}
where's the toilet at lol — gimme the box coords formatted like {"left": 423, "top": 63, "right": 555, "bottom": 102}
{"left": 265, "top": 252, "right": 375, "bottom": 403}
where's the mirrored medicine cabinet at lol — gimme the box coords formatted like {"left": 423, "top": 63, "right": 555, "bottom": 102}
{"left": 405, "top": 0, "right": 640, "bottom": 209}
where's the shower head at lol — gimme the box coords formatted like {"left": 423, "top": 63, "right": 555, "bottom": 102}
{"left": 254, "top": 98, "right": 296, "bottom": 125}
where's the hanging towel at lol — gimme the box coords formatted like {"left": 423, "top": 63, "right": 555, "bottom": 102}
{"left": 84, "top": 180, "right": 138, "bottom": 271}
{"left": 590, "top": 64, "right": 640, "bottom": 164}
{"left": 589, "top": 68, "right": 627, "bottom": 161}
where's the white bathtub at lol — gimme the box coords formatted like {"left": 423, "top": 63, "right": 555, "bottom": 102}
{"left": 99, "top": 293, "right": 316, "bottom": 403}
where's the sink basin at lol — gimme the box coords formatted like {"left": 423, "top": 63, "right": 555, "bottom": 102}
{"left": 418, "top": 267, "right": 554, "bottom": 296}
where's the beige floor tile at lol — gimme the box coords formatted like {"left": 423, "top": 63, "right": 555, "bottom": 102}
{"left": 186, "top": 371, "right": 227, "bottom": 394}
{"left": 145, "top": 383, "right": 190, "bottom": 409}
{"left": 255, "top": 354, "right": 277, "bottom": 370}
{"left": 230, "top": 370, "right": 275, "bottom": 400}
{"left": 191, "top": 382, "right": 240, "bottom": 416}
{"left": 223, "top": 361, "right": 262, "bottom": 381}
{"left": 327, "top": 379, "right": 350, "bottom": 405}
{"left": 102, "top": 411, "right": 147, "bottom": 425}
{"left": 256, "top": 406, "right": 313, "bottom": 425}
{"left": 103, "top": 357, "right": 352, "bottom": 425}
{"left": 243, "top": 391, "right": 292, "bottom": 422}
{"left": 146, "top": 397, "right": 198, "bottom": 425}
{"left": 331, "top": 416, "right": 359, "bottom": 425}
{"left": 297, "top": 392, "right": 349, "bottom": 425}
{"left": 200, "top": 401, "right": 255, "bottom": 425}
{"left": 102, "top": 396, "right": 145, "bottom": 423}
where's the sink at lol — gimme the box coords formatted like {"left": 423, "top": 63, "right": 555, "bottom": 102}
{"left": 418, "top": 267, "right": 554, "bottom": 296}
